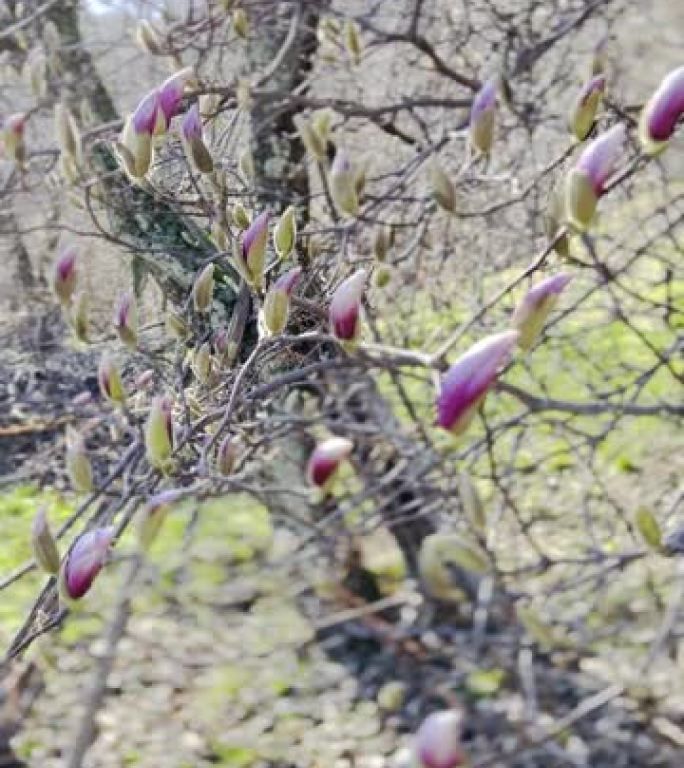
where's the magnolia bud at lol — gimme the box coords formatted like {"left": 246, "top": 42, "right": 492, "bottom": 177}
{"left": 418, "top": 532, "right": 487, "bottom": 603}
{"left": 65, "top": 425, "right": 93, "bottom": 493}
{"left": 470, "top": 78, "right": 498, "bottom": 155}
{"left": 569, "top": 75, "right": 606, "bottom": 142}
{"left": 135, "top": 19, "right": 162, "bottom": 55}
{"left": 373, "top": 265, "right": 392, "bottom": 288}
{"left": 330, "top": 269, "right": 366, "bottom": 344}
{"left": 565, "top": 123, "right": 625, "bottom": 231}
{"left": 591, "top": 36, "right": 609, "bottom": 76}
{"left": 192, "top": 341, "right": 213, "bottom": 383}
{"left": 25, "top": 51, "right": 48, "bottom": 97}
{"left": 51, "top": 246, "right": 77, "bottom": 306}
{"left": 294, "top": 114, "right": 325, "bottom": 160}
{"left": 262, "top": 267, "right": 302, "bottom": 335}
{"left": 329, "top": 149, "right": 359, "bottom": 217}
{"left": 344, "top": 20, "right": 361, "bottom": 65}
{"left": 1, "top": 113, "right": 26, "bottom": 166}
{"left": 273, "top": 205, "right": 297, "bottom": 260}
{"left": 414, "top": 711, "right": 467, "bottom": 768}
{"left": 511, "top": 273, "right": 572, "bottom": 350}
{"left": 307, "top": 437, "right": 354, "bottom": 489}
{"left": 158, "top": 67, "right": 194, "bottom": 127}
{"left": 59, "top": 527, "right": 114, "bottom": 602}
{"left": 544, "top": 179, "right": 570, "bottom": 257}
{"left": 235, "top": 211, "right": 269, "bottom": 289}
{"left": 312, "top": 109, "right": 333, "bottom": 144}
{"left": 69, "top": 291, "right": 89, "bottom": 343}
{"left": 638, "top": 66, "right": 684, "bottom": 155}
{"left": 211, "top": 219, "right": 229, "bottom": 251}
{"left": 54, "top": 103, "right": 81, "bottom": 163}
{"left": 114, "top": 291, "right": 138, "bottom": 348}
{"left": 239, "top": 148, "right": 255, "bottom": 180}
{"left": 135, "top": 489, "right": 181, "bottom": 551}
{"left": 181, "top": 103, "right": 213, "bottom": 173}
{"left": 373, "top": 226, "right": 392, "bottom": 261}
{"left": 429, "top": 161, "right": 456, "bottom": 213}
{"left": 31, "top": 507, "right": 60, "bottom": 575}
{"left": 213, "top": 328, "right": 239, "bottom": 367}
{"left": 98, "top": 354, "right": 126, "bottom": 405}
{"left": 145, "top": 397, "right": 174, "bottom": 470}
{"left": 437, "top": 330, "right": 518, "bottom": 435}
{"left": 458, "top": 472, "right": 486, "bottom": 533}
{"left": 217, "top": 435, "right": 240, "bottom": 475}
{"left": 233, "top": 8, "right": 249, "bottom": 38}
{"left": 192, "top": 263, "right": 215, "bottom": 313}
{"left": 166, "top": 310, "right": 189, "bottom": 339}
{"left": 232, "top": 202, "right": 251, "bottom": 230}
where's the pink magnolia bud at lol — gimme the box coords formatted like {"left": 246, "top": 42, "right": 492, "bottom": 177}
{"left": 414, "top": 710, "right": 467, "bottom": 768}
{"left": 181, "top": 103, "right": 213, "bottom": 173}
{"left": 31, "top": 507, "right": 61, "bottom": 575}
{"left": 65, "top": 425, "right": 93, "bottom": 492}
{"left": 192, "top": 263, "right": 215, "bottom": 313}
{"left": 158, "top": 67, "right": 194, "bottom": 126}
{"left": 565, "top": 123, "right": 626, "bottom": 231}
{"left": 329, "top": 269, "right": 366, "bottom": 343}
{"left": 262, "top": 267, "right": 302, "bottom": 335}
{"left": 470, "top": 78, "right": 498, "bottom": 154}
{"left": 511, "top": 273, "right": 573, "bottom": 350}
{"left": 236, "top": 211, "right": 269, "bottom": 289}
{"left": 51, "top": 246, "right": 77, "bottom": 306}
{"left": 60, "top": 527, "right": 114, "bottom": 601}
{"left": 114, "top": 291, "right": 138, "bottom": 348}
{"left": 329, "top": 149, "right": 359, "bottom": 217}
{"left": 436, "top": 330, "right": 519, "bottom": 435}
{"left": 145, "top": 396, "right": 174, "bottom": 469}
{"left": 1, "top": 113, "right": 26, "bottom": 165}
{"left": 639, "top": 66, "right": 684, "bottom": 154}
{"left": 307, "top": 436, "right": 354, "bottom": 488}
{"left": 98, "top": 354, "right": 126, "bottom": 404}
{"left": 136, "top": 489, "right": 182, "bottom": 551}
{"left": 132, "top": 90, "right": 160, "bottom": 136}
{"left": 569, "top": 75, "right": 606, "bottom": 141}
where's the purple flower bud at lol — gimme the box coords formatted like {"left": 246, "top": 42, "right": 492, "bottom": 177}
{"left": 181, "top": 102, "right": 202, "bottom": 142}
{"left": 158, "top": 67, "right": 193, "bottom": 125}
{"left": 31, "top": 507, "right": 61, "bottom": 575}
{"left": 436, "top": 330, "right": 519, "bottom": 435}
{"left": 181, "top": 103, "right": 213, "bottom": 173}
{"left": 1, "top": 113, "right": 26, "bottom": 164}
{"left": 565, "top": 123, "right": 626, "bottom": 230}
{"left": 132, "top": 90, "right": 160, "bottom": 136}
{"left": 414, "top": 711, "right": 466, "bottom": 768}
{"left": 570, "top": 75, "right": 606, "bottom": 141}
{"left": 145, "top": 396, "right": 174, "bottom": 469}
{"left": 329, "top": 269, "right": 366, "bottom": 343}
{"left": 512, "top": 273, "right": 572, "bottom": 350}
{"left": 114, "top": 291, "right": 138, "bottom": 349}
{"left": 98, "top": 354, "right": 126, "bottom": 404}
{"left": 639, "top": 66, "right": 684, "bottom": 152}
{"left": 262, "top": 267, "right": 302, "bottom": 335}
{"left": 470, "top": 78, "right": 498, "bottom": 154}
{"left": 52, "top": 246, "right": 77, "bottom": 305}
{"left": 330, "top": 149, "right": 359, "bottom": 217}
{"left": 307, "top": 437, "right": 354, "bottom": 488}
{"left": 239, "top": 210, "right": 269, "bottom": 289}
{"left": 60, "top": 527, "right": 114, "bottom": 601}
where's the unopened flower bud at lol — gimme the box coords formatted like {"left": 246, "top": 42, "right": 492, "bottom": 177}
{"left": 70, "top": 291, "right": 89, "bottom": 343}
{"left": 511, "top": 273, "right": 572, "bottom": 350}
{"left": 470, "top": 78, "right": 498, "bottom": 155}
{"left": 262, "top": 267, "right": 302, "bottom": 335}
{"left": 1, "top": 113, "right": 26, "bottom": 166}
{"left": 52, "top": 246, "right": 77, "bottom": 306}
{"left": 330, "top": 269, "right": 366, "bottom": 344}
{"left": 329, "top": 149, "right": 359, "bottom": 217}
{"left": 31, "top": 507, "right": 60, "bottom": 575}
{"left": 569, "top": 75, "right": 606, "bottom": 142}
{"left": 113, "top": 291, "right": 138, "bottom": 348}
{"left": 232, "top": 202, "right": 251, "bottom": 230}
{"left": 59, "top": 527, "right": 114, "bottom": 602}
{"left": 65, "top": 425, "right": 93, "bottom": 493}
{"left": 238, "top": 148, "right": 255, "bottom": 180}
{"left": 233, "top": 8, "right": 249, "bottom": 39}
{"left": 565, "top": 123, "right": 625, "bottom": 231}
{"left": 54, "top": 103, "right": 81, "bottom": 163}
{"left": 192, "top": 341, "right": 213, "bottom": 383}
{"left": 273, "top": 205, "right": 297, "bottom": 260}
{"left": 419, "top": 532, "right": 487, "bottom": 602}
{"left": 294, "top": 114, "right": 326, "bottom": 160}
{"left": 307, "top": 436, "right": 354, "bottom": 489}
{"left": 145, "top": 397, "right": 174, "bottom": 470}
{"left": 344, "top": 20, "right": 361, "bottom": 65}
{"left": 373, "top": 265, "right": 392, "bottom": 288}
{"left": 217, "top": 435, "right": 240, "bottom": 475}
{"left": 312, "top": 109, "right": 333, "bottom": 144}
{"left": 373, "top": 226, "right": 392, "bottom": 261}
{"left": 429, "top": 161, "right": 456, "bottom": 213}
{"left": 158, "top": 67, "right": 194, "bottom": 127}
{"left": 544, "top": 179, "right": 570, "bottom": 257}
{"left": 414, "top": 711, "right": 467, "bottom": 768}
{"left": 437, "top": 330, "right": 518, "bottom": 435}
{"left": 639, "top": 66, "right": 684, "bottom": 155}
{"left": 181, "top": 103, "right": 213, "bottom": 173}
{"left": 135, "top": 19, "right": 162, "bottom": 55}
{"left": 192, "top": 263, "right": 215, "bottom": 313}
{"left": 591, "top": 37, "right": 609, "bottom": 77}
{"left": 211, "top": 219, "right": 229, "bottom": 251}
{"left": 166, "top": 310, "right": 189, "bottom": 339}
{"left": 135, "top": 489, "right": 181, "bottom": 551}
{"left": 25, "top": 51, "right": 47, "bottom": 97}
{"left": 235, "top": 211, "right": 269, "bottom": 289}
{"left": 98, "top": 354, "right": 126, "bottom": 405}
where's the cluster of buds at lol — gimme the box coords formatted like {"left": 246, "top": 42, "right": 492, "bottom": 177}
{"left": 65, "top": 425, "right": 93, "bottom": 493}
{"left": 329, "top": 269, "right": 366, "bottom": 347}
{"left": 98, "top": 354, "right": 126, "bottom": 405}
{"left": 307, "top": 437, "right": 354, "bottom": 492}
{"left": 59, "top": 527, "right": 114, "bottom": 602}
{"left": 114, "top": 291, "right": 138, "bottom": 349}
{"left": 181, "top": 103, "right": 213, "bottom": 173}
{"left": 414, "top": 710, "right": 467, "bottom": 768}
{"left": 511, "top": 273, "right": 573, "bottom": 350}
{"left": 145, "top": 396, "right": 174, "bottom": 470}
{"left": 639, "top": 66, "right": 684, "bottom": 155}
{"left": 118, "top": 67, "right": 194, "bottom": 178}
{"left": 569, "top": 75, "right": 606, "bottom": 142}
{"left": 329, "top": 149, "right": 361, "bottom": 217}
{"left": 469, "top": 78, "right": 498, "bottom": 155}
{"left": 1, "top": 114, "right": 26, "bottom": 166}
{"left": 565, "top": 123, "right": 625, "bottom": 231}
{"left": 436, "top": 330, "right": 519, "bottom": 435}
{"left": 262, "top": 267, "right": 302, "bottom": 335}
{"left": 233, "top": 211, "right": 269, "bottom": 290}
